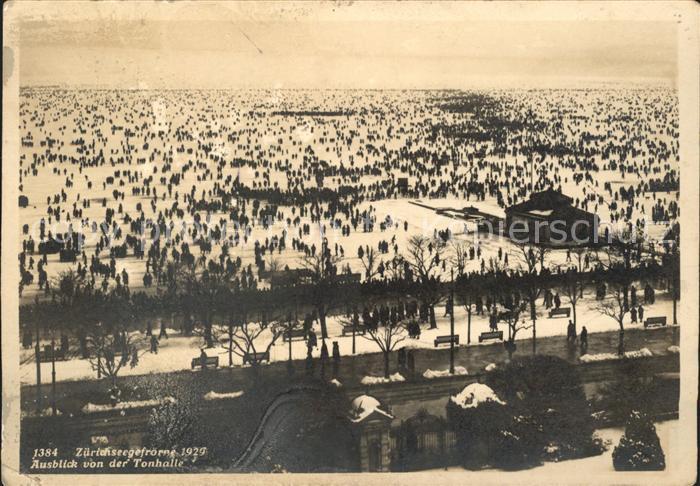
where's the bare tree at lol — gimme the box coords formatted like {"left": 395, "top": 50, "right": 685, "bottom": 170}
{"left": 386, "top": 255, "right": 407, "bottom": 281}
{"left": 406, "top": 234, "right": 445, "bottom": 328}
{"left": 516, "top": 243, "right": 550, "bottom": 354}
{"left": 452, "top": 240, "right": 475, "bottom": 343}
{"left": 364, "top": 317, "right": 408, "bottom": 378}
{"left": 176, "top": 260, "right": 231, "bottom": 348}
{"left": 358, "top": 245, "right": 381, "bottom": 282}
{"left": 213, "top": 310, "right": 284, "bottom": 367}
{"left": 451, "top": 240, "right": 471, "bottom": 277}
{"left": 86, "top": 324, "right": 146, "bottom": 400}
{"left": 298, "top": 241, "right": 341, "bottom": 340}
{"left": 561, "top": 269, "right": 582, "bottom": 334}
{"left": 596, "top": 281, "right": 629, "bottom": 355}
{"left": 500, "top": 295, "right": 531, "bottom": 360}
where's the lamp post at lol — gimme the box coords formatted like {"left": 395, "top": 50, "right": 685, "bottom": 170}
{"left": 50, "top": 331, "right": 57, "bottom": 416}
{"left": 450, "top": 269, "right": 455, "bottom": 375}
{"left": 35, "top": 302, "right": 42, "bottom": 414}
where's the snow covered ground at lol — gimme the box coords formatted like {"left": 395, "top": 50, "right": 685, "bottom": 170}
{"left": 427, "top": 419, "right": 679, "bottom": 475}
{"left": 19, "top": 290, "right": 675, "bottom": 384}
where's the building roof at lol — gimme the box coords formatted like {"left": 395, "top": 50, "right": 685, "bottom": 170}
{"left": 506, "top": 188, "right": 574, "bottom": 215}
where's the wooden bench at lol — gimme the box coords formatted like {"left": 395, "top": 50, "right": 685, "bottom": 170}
{"left": 342, "top": 325, "right": 366, "bottom": 336}
{"left": 38, "top": 349, "right": 67, "bottom": 362}
{"left": 497, "top": 311, "right": 514, "bottom": 322}
{"left": 644, "top": 316, "right": 667, "bottom": 328}
{"left": 243, "top": 351, "right": 270, "bottom": 365}
{"left": 191, "top": 356, "right": 219, "bottom": 369}
{"left": 479, "top": 331, "right": 504, "bottom": 343}
{"left": 548, "top": 307, "right": 571, "bottom": 318}
{"left": 434, "top": 335, "right": 459, "bottom": 347}
{"left": 283, "top": 329, "right": 307, "bottom": 342}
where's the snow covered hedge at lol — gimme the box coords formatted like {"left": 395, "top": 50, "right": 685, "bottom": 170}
{"left": 450, "top": 383, "right": 505, "bottom": 409}
{"left": 579, "top": 347, "right": 653, "bottom": 363}
{"left": 82, "top": 397, "right": 175, "bottom": 414}
{"left": 203, "top": 390, "right": 244, "bottom": 400}
{"left": 361, "top": 372, "right": 405, "bottom": 385}
{"left": 423, "top": 366, "right": 467, "bottom": 379}
{"left": 667, "top": 345, "right": 680, "bottom": 354}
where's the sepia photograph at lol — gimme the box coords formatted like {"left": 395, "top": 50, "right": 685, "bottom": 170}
{"left": 2, "top": 1, "right": 698, "bottom": 484}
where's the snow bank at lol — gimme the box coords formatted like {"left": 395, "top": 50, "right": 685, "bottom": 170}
{"left": 579, "top": 347, "right": 653, "bottom": 363}
{"left": 22, "top": 407, "right": 62, "bottom": 418}
{"left": 349, "top": 394, "right": 393, "bottom": 422}
{"left": 361, "top": 372, "right": 405, "bottom": 385}
{"left": 82, "top": 396, "right": 175, "bottom": 414}
{"left": 329, "top": 378, "right": 342, "bottom": 387}
{"left": 203, "top": 390, "right": 244, "bottom": 401}
{"left": 423, "top": 366, "right": 468, "bottom": 379}
{"left": 485, "top": 363, "right": 497, "bottom": 372}
{"left": 667, "top": 345, "right": 680, "bottom": 354}
{"left": 450, "top": 383, "right": 506, "bottom": 409}
{"left": 399, "top": 340, "right": 433, "bottom": 350}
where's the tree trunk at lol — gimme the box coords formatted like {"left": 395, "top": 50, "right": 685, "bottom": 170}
{"left": 672, "top": 279, "right": 678, "bottom": 325}
{"left": 384, "top": 351, "right": 390, "bottom": 379}
{"left": 228, "top": 323, "right": 233, "bottom": 366}
{"left": 530, "top": 299, "right": 537, "bottom": 354}
{"left": 617, "top": 328, "right": 625, "bottom": 356}
{"left": 35, "top": 320, "right": 42, "bottom": 414}
{"left": 318, "top": 305, "right": 328, "bottom": 340}
{"left": 429, "top": 305, "right": 437, "bottom": 329}
{"left": 466, "top": 304, "right": 472, "bottom": 345}
{"left": 204, "top": 319, "right": 214, "bottom": 348}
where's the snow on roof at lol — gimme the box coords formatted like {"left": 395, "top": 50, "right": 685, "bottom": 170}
{"left": 349, "top": 394, "right": 394, "bottom": 423}
{"left": 450, "top": 383, "right": 505, "bottom": 409}
{"left": 527, "top": 209, "right": 555, "bottom": 217}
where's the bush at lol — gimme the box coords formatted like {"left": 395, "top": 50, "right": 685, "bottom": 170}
{"left": 491, "top": 413, "right": 545, "bottom": 470}
{"left": 486, "top": 355, "right": 605, "bottom": 461}
{"left": 613, "top": 411, "right": 665, "bottom": 471}
{"left": 446, "top": 383, "right": 545, "bottom": 470}
{"left": 446, "top": 395, "right": 510, "bottom": 469}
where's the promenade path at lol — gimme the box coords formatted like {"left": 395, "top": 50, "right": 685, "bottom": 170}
{"left": 20, "top": 325, "right": 680, "bottom": 414}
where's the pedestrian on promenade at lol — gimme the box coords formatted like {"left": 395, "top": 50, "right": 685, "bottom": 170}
{"left": 631, "top": 306, "right": 638, "bottom": 323}
{"left": 150, "top": 334, "right": 159, "bottom": 354}
{"left": 332, "top": 341, "right": 340, "bottom": 377}
{"left": 320, "top": 341, "right": 329, "bottom": 378}
{"left": 638, "top": 305, "right": 644, "bottom": 322}
{"left": 199, "top": 348, "right": 208, "bottom": 370}
{"left": 307, "top": 328, "right": 317, "bottom": 357}
{"left": 579, "top": 326, "right": 588, "bottom": 353}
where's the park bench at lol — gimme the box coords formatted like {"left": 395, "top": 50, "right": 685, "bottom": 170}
{"left": 283, "top": 329, "right": 307, "bottom": 342}
{"left": 479, "top": 331, "right": 504, "bottom": 343}
{"left": 243, "top": 351, "right": 270, "bottom": 365}
{"left": 548, "top": 307, "right": 571, "bottom": 318}
{"left": 434, "top": 335, "right": 459, "bottom": 347}
{"left": 191, "top": 356, "right": 219, "bottom": 369}
{"left": 342, "top": 325, "right": 366, "bottom": 336}
{"left": 644, "top": 316, "right": 667, "bottom": 328}
{"left": 38, "top": 348, "right": 66, "bottom": 362}
{"left": 497, "top": 311, "right": 514, "bottom": 322}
